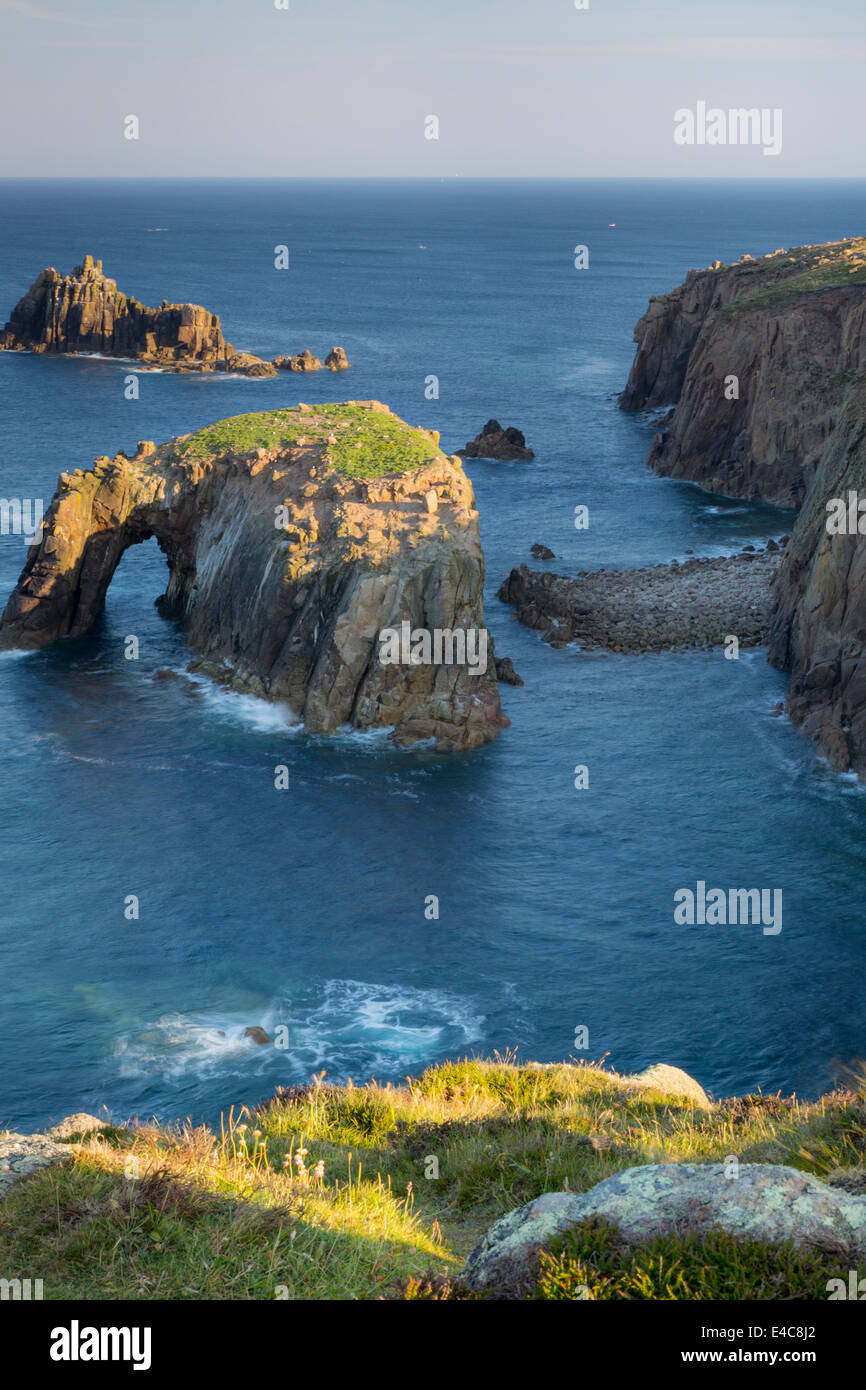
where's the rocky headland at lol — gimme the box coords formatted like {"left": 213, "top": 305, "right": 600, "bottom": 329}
{"left": 620, "top": 237, "right": 866, "bottom": 507}
{"left": 0, "top": 255, "right": 349, "bottom": 379}
{"left": 613, "top": 236, "right": 866, "bottom": 776}
{"left": 0, "top": 402, "right": 507, "bottom": 751}
{"left": 499, "top": 544, "right": 781, "bottom": 653}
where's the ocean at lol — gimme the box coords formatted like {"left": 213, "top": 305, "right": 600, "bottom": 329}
{"left": 2, "top": 177, "right": 865, "bottom": 1130}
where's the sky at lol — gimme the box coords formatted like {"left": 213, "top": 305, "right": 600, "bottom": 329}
{"left": 0, "top": 0, "right": 864, "bottom": 177}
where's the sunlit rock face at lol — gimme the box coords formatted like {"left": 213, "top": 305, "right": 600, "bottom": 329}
{"left": 621, "top": 238, "right": 866, "bottom": 507}
{"left": 0, "top": 254, "right": 277, "bottom": 375}
{"left": 0, "top": 402, "right": 507, "bottom": 751}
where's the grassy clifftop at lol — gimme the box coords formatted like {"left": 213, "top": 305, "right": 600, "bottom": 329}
{"left": 174, "top": 402, "right": 443, "bottom": 478}
{"left": 3, "top": 1056, "right": 866, "bottom": 1300}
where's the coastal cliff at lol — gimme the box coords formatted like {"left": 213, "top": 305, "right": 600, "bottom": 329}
{"left": 621, "top": 238, "right": 866, "bottom": 506}
{"left": 1, "top": 255, "right": 277, "bottom": 376}
{"left": 769, "top": 376, "right": 866, "bottom": 773}
{"left": 0, "top": 402, "right": 506, "bottom": 751}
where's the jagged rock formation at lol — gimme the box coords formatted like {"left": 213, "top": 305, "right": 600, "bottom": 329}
{"left": 459, "top": 420, "right": 534, "bottom": 461}
{"left": 325, "top": 346, "right": 350, "bottom": 371}
{"left": 621, "top": 238, "right": 866, "bottom": 506}
{"left": 769, "top": 376, "right": 866, "bottom": 773}
{"left": 0, "top": 254, "right": 282, "bottom": 375}
{"left": 273, "top": 349, "right": 323, "bottom": 372}
{"left": 0, "top": 402, "right": 506, "bottom": 751}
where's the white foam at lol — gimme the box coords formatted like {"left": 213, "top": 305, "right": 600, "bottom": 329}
{"left": 113, "top": 979, "right": 484, "bottom": 1082}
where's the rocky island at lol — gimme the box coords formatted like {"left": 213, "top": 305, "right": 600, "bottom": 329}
{"left": 0, "top": 255, "right": 349, "bottom": 378}
{"left": 0, "top": 402, "right": 507, "bottom": 751}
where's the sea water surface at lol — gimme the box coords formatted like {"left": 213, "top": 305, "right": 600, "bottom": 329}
{"left": 1, "top": 178, "right": 865, "bottom": 1129}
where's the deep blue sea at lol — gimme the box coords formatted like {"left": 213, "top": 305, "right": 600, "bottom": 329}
{"left": 2, "top": 178, "right": 865, "bottom": 1130}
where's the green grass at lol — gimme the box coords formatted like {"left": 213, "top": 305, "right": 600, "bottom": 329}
{"left": 3, "top": 1056, "right": 866, "bottom": 1300}
{"left": 533, "top": 1218, "right": 847, "bottom": 1300}
{"left": 719, "top": 238, "right": 866, "bottom": 318}
{"left": 172, "top": 404, "right": 442, "bottom": 479}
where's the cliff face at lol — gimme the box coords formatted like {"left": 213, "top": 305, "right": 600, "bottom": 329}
{"left": 769, "top": 377, "right": 866, "bottom": 774}
{"left": 0, "top": 402, "right": 507, "bottom": 751}
{"left": 621, "top": 239, "right": 866, "bottom": 506}
{"left": 0, "top": 255, "right": 277, "bottom": 376}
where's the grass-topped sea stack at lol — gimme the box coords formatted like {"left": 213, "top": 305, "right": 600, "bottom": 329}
{"left": 0, "top": 402, "right": 506, "bottom": 750}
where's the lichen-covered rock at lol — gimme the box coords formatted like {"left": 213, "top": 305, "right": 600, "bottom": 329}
{"left": 459, "top": 420, "right": 534, "bottom": 462}
{"left": 0, "top": 1132, "right": 69, "bottom": 1196}
{"left": 462, "top": 1163, "right": 866, "bottom": 1293}
{"left": 621, "top": 238, "right": 866, "bottom": 506}
{"left": 0, "top": 255, "right": 277, "bottom": 377}
{"left": 0, "top": 402, "right": 507, "bottom": 752}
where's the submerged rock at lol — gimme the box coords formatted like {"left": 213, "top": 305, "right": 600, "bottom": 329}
{"left": 0, "top": 402, "right": 507, "bottom": 752}
{"left": 0, "top": 254, "right": 277, "bottom": 377}
{"left": 530, "top": 543, "right": 555, "bottom": 560}
{"left": 459, "top": 419, "right": 534, "bottom": 462}
{"left": 463, "top": 1163, "right": 866, "bottom": 1293}
{"left": 244, "top": 1027, "right": 270, "bottom": 1045}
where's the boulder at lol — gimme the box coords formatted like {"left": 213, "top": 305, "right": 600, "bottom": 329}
{"left": 462, "top": 1163, "right": 866, "bottom": 1293}
{"left": 325, "top": 346, "right": 350, "bottom": 371}
{"left": 0, "top": 1132, "right": 69, "bottom": 1197}
{"left": 273, "top": 349, "right": 322, "bottom": 372}
{"left": 629, "top": 1063, "right": 711, "bottom": 1107}
{"left": 494, "top": 656, "right": 524, "bottom": 686}
{"left": 244, "top": 1026, "right": 270, "bottom": 1045}
{"left": 459, "top": 419, "right": 534, "bottom": 462}
{"left": 46, "top": 1112, "right": 108, "bottom": 1139}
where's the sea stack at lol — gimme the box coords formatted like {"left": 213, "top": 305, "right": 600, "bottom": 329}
{"left": 0, "top": 402, "right": 507, "bottom": 752}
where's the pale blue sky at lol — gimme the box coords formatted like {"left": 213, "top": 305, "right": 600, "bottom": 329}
{"left": 0, "top": 0, "right": 863, "bottom": 176}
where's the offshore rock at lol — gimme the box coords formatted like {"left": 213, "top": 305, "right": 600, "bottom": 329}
{"left": 0, "top": 254, "right": 278, "bottom": 376}
{"left": 325, "top": 346, "right": 350, "bottom": 371}
{"left": 459, "top": 419, "right": 534, "bottom": 462}
{"left": 0, "top": 402, "right": 506, "bottom": 752}
{"left": 273, "top": 349, "right": 322, "bottom": 372}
